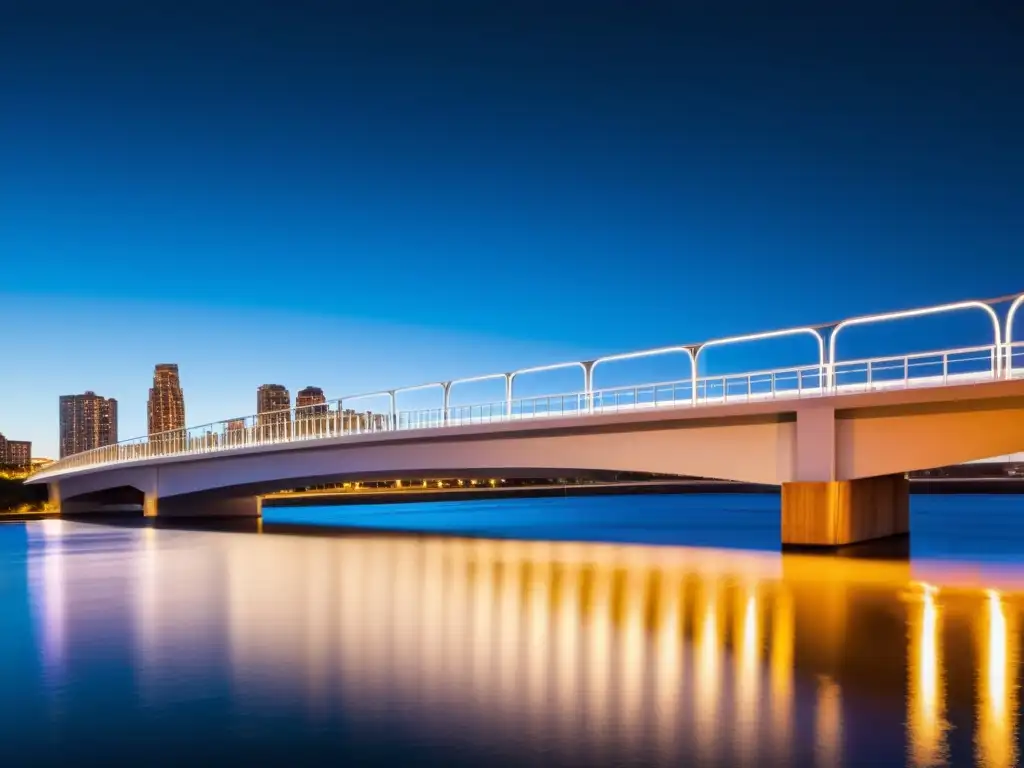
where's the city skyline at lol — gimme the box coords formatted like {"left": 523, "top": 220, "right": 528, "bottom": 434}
{"left": 3, "top": 3, "right": 1024, "bottom": 459}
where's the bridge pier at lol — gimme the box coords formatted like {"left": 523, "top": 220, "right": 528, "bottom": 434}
{"left": 781, "top": 474, "right": 909, "bottom": 549}
{"left": 143, "top": 493, "right": 263, "bottom": 519}
{"left": 783, "top": 404, "right": 909, "bottom": 549}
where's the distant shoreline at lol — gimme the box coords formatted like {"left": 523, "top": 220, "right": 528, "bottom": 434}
{"left": 264, "top": 477, "right": 1024, "bottom": 507}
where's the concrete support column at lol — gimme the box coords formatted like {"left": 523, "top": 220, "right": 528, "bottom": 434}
{"left": 144, "top": 493, "right": 263, "bottom": 518}
{"left": 781, "top": 474, "right": 909, "bottom": 548}
{"left": 783, "top": 404, "right": 908, "bottom": 548}
{"left": 47, "top": 482, "right": 62, "bottom": 512}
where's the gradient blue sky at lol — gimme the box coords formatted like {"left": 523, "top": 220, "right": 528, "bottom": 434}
{"left": 2, "top": 1, "right": 1023, "bottom": 457}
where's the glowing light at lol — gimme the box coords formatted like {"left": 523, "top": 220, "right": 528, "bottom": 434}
{"left": 445, "top": 372, "right": 510, "bottom": 410}
{"left": 1004, "top": 293, "right": 1024, "bottom": 377}
{"left": 654, "top": 569, "right": 682, "bottom": 763}
{"left": 590, "top": 345, "right": 697, "bottom": 394}
{"left": 907, "top": 583, "right": 947, "bottom": 767}
{"left": 694, "top": 580, "right": 722, "bottom": 762}
{"left": 829, "top": 299, "right": 1003, "bottom": 380}
{"left": 814, "top": 676, "right": 843, "bottom": 768}
{"left": 770, "top": 588, "right": 794, "bottom": 766}
{"left": 975, "top": 589, "right": 1017, "bottom": 768}
{"left": 735, "top": 585, "right": 762, "bottom": 765}
{"left": 988, "top": 590, "right": 1006, "bottom": 716}
{"left": 696, "top": 327, "right": 826, "bottom": 382}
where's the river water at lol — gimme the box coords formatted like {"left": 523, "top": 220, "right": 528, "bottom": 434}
{"left": 2, "top": 493, "right": 1024, "bottom": 766}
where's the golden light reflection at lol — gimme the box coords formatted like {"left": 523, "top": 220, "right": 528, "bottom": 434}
{"left": 618, "top": 565, "right": 646, "bottom": 749}
{"left": 32, "top": 521, "right": 1024, "bottom": 765}
{"left": 907, "top": 583, "right": 948, "bottom": 767}
{"left": 654, "top": 567, "right": 683, "bottom": 764}
{"left": 218, "top": 535, "right": 790, "bottom": 762}
{"left": 735, "top": 584, "right": 761, "bottom": 766}
{"left": 770, "top": 587, "right": 794, "bottom": 766}
{"left": 694, "top": 577, "right": 722, "bottom": 763}
{"left": 815, "top": 675, "right": 843, "bottom": 768}
{"left": 976, "top": 590, "right": 1018, "bottom": 768}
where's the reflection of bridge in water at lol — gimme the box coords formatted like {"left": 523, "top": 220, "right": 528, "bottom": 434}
{"left": 28, "top": 521, "right": 1024, "bottom": 766}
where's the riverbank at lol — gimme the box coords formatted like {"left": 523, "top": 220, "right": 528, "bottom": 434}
{"left": 0, "top": 476, "right": 49, "bottom": 517}
{"left": 265, "top": 480, "right": 774, "bottom": 506}
{"left": 0, "top": 508, "right": 59, "bottom": 522}
{"left": 264, "top": 477, "right": 1024, "bottom": 507}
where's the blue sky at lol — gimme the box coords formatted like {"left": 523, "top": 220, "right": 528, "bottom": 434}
{"left": 2, "top": 1, "right": 1023, "bottom": 457}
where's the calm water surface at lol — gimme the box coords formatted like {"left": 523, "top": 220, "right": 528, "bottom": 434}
{"left": 2, "top": 493, "right": 1024, "bottom": 766}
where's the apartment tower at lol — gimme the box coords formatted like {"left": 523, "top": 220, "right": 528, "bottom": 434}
{"left": 148, "top": 364, "right": 186, "bottom": 437}
{"left": 59, "top": 392, "right": 118, "bottom": 458}
{"left": 257, "top": 384, "right": 291, "bottom": 434}
{"left": 295, "top": 386, "right": 327, "bottom": 436}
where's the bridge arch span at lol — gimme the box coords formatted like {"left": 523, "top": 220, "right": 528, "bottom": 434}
{"left": 46, "top": 412, "right": 799, "bottom": 516}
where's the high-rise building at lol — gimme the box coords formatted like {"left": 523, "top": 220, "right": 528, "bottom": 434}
{"left": 0, "top": 432, "right": 30, "bottom": 470}
{"left": 59, "top": 392, "right": 118, "bottom": 458}
{"left": 148, "top": 364, "right": 186, "bottom": 437}
{"left": 296, "top": 386, "right": 327, "bottom": 412}
{"left": 257, "top": 384, "right": 291, "bottom": 434}
{"left": 4, "top": 440, "right": 31, "bottom": 469}
{"left": 257, "top": 384, "right": 291, "bottom": 417}
{"left": 226, "top": 418, "right": 247, "bottom": 447}
{"left": 295, "top": 386, "right": 327, "bottom": 437}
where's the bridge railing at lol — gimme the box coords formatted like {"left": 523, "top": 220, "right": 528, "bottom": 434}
{"left": 1008, "top": 342, "right": 1024, "bottom": 378}
{"left": 32, "top": 343, "right": 1011, "bottom": 479}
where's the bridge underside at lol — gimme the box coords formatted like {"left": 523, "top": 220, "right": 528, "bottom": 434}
{"left": 49, "top": 468, "right": 621, "bottom": 520}
{"left": 53, "top": 485, "right": 264, "bottom": 518}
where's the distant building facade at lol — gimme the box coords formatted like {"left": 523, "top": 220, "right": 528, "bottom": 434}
{"left": 5, "top": 440, "right": 31, "bottom": 469}
{"left": 296, "top": 386, "right": 327, "bottom": 412}
{"left": 59, "top": 392, "right": 118, "bottom": 458}
{"left": 257, "top": 384, "right": 291, "bottom": 434}
{"left": 295, "top": 386, "right": 328, "bottom": 437}
{"left": 0, "top": 433, "right": 31, "bottom": 469}
{"left": 226, "top": 419, "right": 247, "bottom": 446}
{"left": 148, "top": 364, "right": 186, "bottom": 437}
{"left": 340, "top": 409, "right": 388, "bottom": 432}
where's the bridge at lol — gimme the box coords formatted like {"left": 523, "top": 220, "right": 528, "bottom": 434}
{"left": 29, "top": 292, "right": 1024, "bottom": 549}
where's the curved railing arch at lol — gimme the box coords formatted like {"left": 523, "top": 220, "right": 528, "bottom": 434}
{"left": 444, "top": 373, "right": 511, "bottom": 411}
{"left": 828, "top": 300, "right": 1003, "bottom": 388}
{"left": 341, "top": 390, "right": 396, "bottom": 418}
{"left": 1006, "top": 294, "right": 1024, "bottom": 378}
{"left": 694, "top": 327, "right": 826, "bottom": 402}
{"left": 509, "top": 361, "right": 590, "bottom": 416}
{"left": 590, "top": 346, "right": 697, "bottom": 405}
